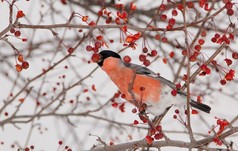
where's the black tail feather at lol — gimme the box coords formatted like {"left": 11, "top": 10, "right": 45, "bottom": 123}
{"left": 190, "top": 100, "right": 211, "bottom": 113}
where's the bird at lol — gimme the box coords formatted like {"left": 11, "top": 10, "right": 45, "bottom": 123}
{"left": 95, "top": 50, "right": 211, "bottom": 116}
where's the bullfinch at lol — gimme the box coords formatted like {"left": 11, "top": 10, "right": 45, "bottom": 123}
{"left": 96, "top": 50, "right": 211, "bottom": 115}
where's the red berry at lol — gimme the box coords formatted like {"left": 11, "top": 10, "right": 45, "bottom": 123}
{"left": 194, "top": 45, "right": 201, "bottom": 51}
{"left": 111, "top": 102, "right": 118, "bottom": 107}
{"left": 191, "top": 110, "right": 198, "bottom": 114}
{"left": 161, "top": 37, "right": 167, "bottom": 43}
{"left": 91, "top": 53, "right": 100, "bottom": 62}
{"left": 169, "top": 51, "right": 174, "bottom": 58}
{"left": 177, "top": 4, "right": 184, "bottom": 10}
{"left": 160, "top": 14, "right": 167, "bottom": 21}
{"left": 22, "top": 61, "right": 29, "bottom": 69}
{"left": 151, "top": 50, "right": 157, "bottom": 56}
{"left": 225, "top": 2, "right": 233, "bottom": 9}
{"left": 130, "top": 2, "right": 136, "bottom": 10}
{"left": 155, "top": 34, "right": 160, "bottom": 40}
{"left": 220, "top": 79, "right": 226, "bottom": 85}
{"left": 187, "top": 2, "right": 194, "bottom": 8}
{"left": 18, "top": 54, "right": 24, "bottom": 62}
{"left": 15, "top": 64, "right": 22, "bottom": 72}
{"left": 142, "top": 47, "right": 148, "bottom": 53}
{"left": 214, "top": 33, "right": 220, "bottom": 39}
{"left": 67, "top": 47, "right": 74, "bottom": 54}
{"left": 133, "top": 120, "right": 139, "bottom": 125}
{"left": 176, "top": 83, "right": 181, "bottom": 89}
{"left": 10, "top": 28, "right": 15, "bottom": 33}
{"left": 224, "top": 58, "right": 232, "bottom": 66}
{"left": 14, "top": 31, "right": 21, "bottom": 37}
{"left": 143, "top": 59, "right": 150, "bottom": 66}
{"left": 82, "top": 16, "right": 88, "bottom": 22}
{"left": 123, "top": 55, "right": 131, "bottom": 63}
{"left": 154, "top": 133, "right": 163, "bottom": 140}
{"left": 98, "top": 10, "right": 103, "bottom": 16}
{"left": 175, "top": 109, "right": 179, "bottom": 114}
{"left": 198, "top": 39, "right": 205, "bottom": 45}
{"left": 211, "top": 60, "right": 217, "bottom": 65}
{"left": 22, "top": 38, "right": 27, "bottom": 42}
{"left": 200, "top": 64, "right": 207, "bottom": 71}
{"left": 61, "top": 0, "right": 67, "bottom": 4}
{"left": 171, "top": 89, "right": 177, "bottom": 96}
{"left": 227, "top": 9, "right": 234, "bottom": 16}
{"left": 145, "top": 135, "right": 154, "bottom": 145}
{"left": 86, "top": 45, "right": 92, "bottom": 51}
{"left": 58, "top": 140, "right": 63, "bottom": 145}
{"left": 25, "top": 147, "right": 30, "bottom": 151}
{"left": 189, "top": 55, "right": 197, "bottom": 62}
{"left": 213, "top": 137, "right": 222, "bottom": 146}
{"left": 182, "top": 50, "right": 187, "bottom": 56}
{"left": 155, "top": 125, "right": 162, "bottom": 131}
{"left": 168, "top": 18, "right": 176, "bottom": 26}
{"left": 95, "top": 41, "right": 102, "bottom": 48}
{"left": 121, "top": 94, "right": 126, "bottom": 98}
{"left": 229, "top": 33, "right": 234, "bottom": 40}
{"left": 166, "top": 25, "right": 173, "bottom": 30}
{"left": 232, "top": 52, "right": 238, "bottom": 59}
{"left": 184, "top": 110, "right": 188, "bottom": 114}
{"left": 16, "top": 10, "right": 25, "bottom": 18}
{"left": 159, "top": 4, "right": 166, "bottom": 11}
{"left": 173, "top": 115, "right": 177, "bottom": 119}
{"left": 139, "top": 54, "right": 146, "bottom": 62}
{"left": 172, "top": 9, "right": 178, "bottom": 16}
{"left": 132, "top": 108, "right": 137, "bottom": 113}
{"left": 201, "top": 30, "right": 207, "bottom": 37}
{"left": 211, "top": 37, "right": 217, "bottom": 43}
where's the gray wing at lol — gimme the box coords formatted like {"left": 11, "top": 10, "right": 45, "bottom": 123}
{"left": 123, "top": 62, "right": 176, "bottom": 89}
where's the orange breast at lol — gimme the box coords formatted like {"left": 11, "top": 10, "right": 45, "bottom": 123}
{"left": 102, "top": 57, "right": 162, "bottom": 104}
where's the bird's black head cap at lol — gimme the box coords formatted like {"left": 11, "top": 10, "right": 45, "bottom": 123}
{"left": 97, "top": 50, "right": 121, "bottom": 66}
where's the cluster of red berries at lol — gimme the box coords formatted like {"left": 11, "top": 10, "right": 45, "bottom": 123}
{"left": 132, "top": 48, "right": 157, "bottom": 67}
{"left": 212, "top": 60, "right": 235, "bottom": 85}
{"left": 173, "top": 108, "right": 198, "bottom": 123}
{"left": 170, "top": 83, "right": 181, "bottom": 96}
{"left": 224, "top": 69, "right": 235, "bottom": 81}
{"left": 116, "top": 11, "right": 128, "bottom": 24}
{"left": 225, "top": 1, "right": 234, "bottom": 16}
{"left": 10, "top": 27, "right": 27, "bottom": 42}
{"left": 58, "top": 140, "right": 72, "bottom": 151}
{"left": 101, "top": 2, "right": 136, "bottom": 25}
{"left": 75, "top": 12, "right": 95, "bottom": 26}
{"left": 211, "top": 33, "right": 233, "bottom": 44}
{"left": 15, "top": 54, "right": 29, "bottom": 72}
{"left": 209, "top": 117, "right": 229, "bottom": 146}
{"left": 23, "top": 145, "right": 34, "bottom": 151}
{"left": 199, "top": 64, "right": 211, "bottom": 76}
{"left": 154, "top": 34, "right": 168, "bottom": 44}
{"left": 189, "top": 38, "right": 206, "bottom": 62}
{"left": 88, "top": 35, "right": 109, "bottom": 54}
{"left": 158, "top": 2, "right": 195, "bottom": 30}
{"left": 124, "top": 32, "right": 141, "bottom": 49}
{"left": 110, "top": 93, "right": 126, "bottom": 112}
{"left": 145, "top": 125, "right": 163, "bottom": 145}
{"left": 87, "top": 42, "right": 103, "bottom": 63}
